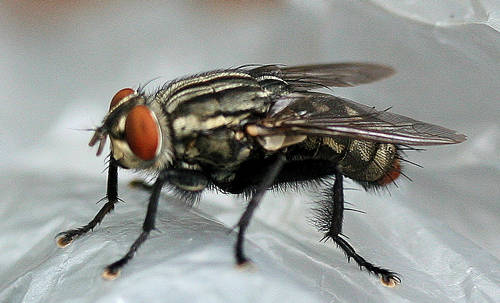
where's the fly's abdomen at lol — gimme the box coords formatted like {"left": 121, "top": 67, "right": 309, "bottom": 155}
{"left": 294, "top": 136, "right": 401, "bottom": 187}
{"left": 338, "top": 139, "right": 400, "bottom": 187}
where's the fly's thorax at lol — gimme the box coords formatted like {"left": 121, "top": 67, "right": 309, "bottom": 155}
{"left": 152, "top": 73, "right": 273, "bottom": 169}
{"left": 168, "top": 105, "right": 263, "bottom": 168}
{"left": 171, "top": 125, "right": 254, "bottom": 171}
{"left": 167, "top": 106, "right": 266, "bottom": 171}
{"left": 95, "top": 89, "right": 173, "bottom": 170}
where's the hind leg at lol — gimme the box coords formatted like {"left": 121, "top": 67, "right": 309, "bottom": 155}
{"left": 315, "top": 171, "right": 400, "bottom": 287}
{"left": 234, "top": 154, "right": 286, "bottom": 265}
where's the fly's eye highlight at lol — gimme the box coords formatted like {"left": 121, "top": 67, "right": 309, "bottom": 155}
{"left": 125, "top": 105, "right": 159, "bottom": 161}
{"left": 110, "top": 88, "right": 135, "bottom": 109}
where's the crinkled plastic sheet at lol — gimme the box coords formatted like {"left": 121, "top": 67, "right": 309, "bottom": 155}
{"left": 371, "top": 0, "right": 500, "bottom": 31}
{"left": 1, "top": 1, "right": 499, "bottom": 303}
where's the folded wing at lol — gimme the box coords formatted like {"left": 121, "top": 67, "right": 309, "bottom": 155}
{"left": 259, "top": 92, "right": 466, "bottom": 146}
{"left": 249, "top": 62, "right": 395, "bottom": 89}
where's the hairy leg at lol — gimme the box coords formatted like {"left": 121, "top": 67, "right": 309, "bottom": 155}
{"left": 315, "top": 172, "right": 401, "bottom": 287}
{"left": 234, "top": 154, "right": 286, "bottom": 265}
{"left": 102, "top": 169, "right": 208, "bottom": 279}
{"left": 56, "top": 156, "right": 119, "bottom": 247}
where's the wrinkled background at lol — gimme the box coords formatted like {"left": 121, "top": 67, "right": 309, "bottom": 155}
{"left": 1, "top": 1, "right": 499, "bottom": 302}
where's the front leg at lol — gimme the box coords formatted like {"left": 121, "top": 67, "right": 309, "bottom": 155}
{"left": 102, "top": 169, "right": 208, "bottom": 279}
{"left": 56, "top": 155, "right": 119, "bottom": 247}
{"left": 314, "top": 171, "right": 401, "bottom": 287}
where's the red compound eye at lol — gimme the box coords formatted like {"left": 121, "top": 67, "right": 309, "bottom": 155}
{"left": 125, "top": 105, "right": 159, "bottom": 161}
{"left": 110, "top": 88, "right": 135, "bottom": 110}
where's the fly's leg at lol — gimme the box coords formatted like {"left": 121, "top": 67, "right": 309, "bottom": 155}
{"left": 235, "top": 154, "right": 286, "bottom": 265}
{"left": 56, "top": 156, "right": 119, "bottom": 247}
{"left": 102, "top": 172, "right": 165, "bottom": 279}
{"left": 102, "top": 170, "right": 208, "bottom": 279}
{"left": 316, "top": 172, "right": 401, "bottom": 287}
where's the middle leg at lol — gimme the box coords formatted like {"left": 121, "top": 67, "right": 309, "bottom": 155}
{"left": 235, "top": 154, "right": 286, "bottom": 265}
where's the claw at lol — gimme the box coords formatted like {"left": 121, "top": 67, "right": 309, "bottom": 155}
{"left": 55, "top": 233, "right": 74, "bottom": 248}
{"left": 102, "top": 267, "right": 121, "bottom": 280}
{"left": 236, "top": 259, "right": 255, "bottom": 272}
{"left": 380, "top": 274, "right": 401, "bottom": 288}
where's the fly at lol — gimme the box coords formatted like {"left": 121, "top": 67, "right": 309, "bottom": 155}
{"left": 56, "top": 63, "right": 466, "bottom": 286}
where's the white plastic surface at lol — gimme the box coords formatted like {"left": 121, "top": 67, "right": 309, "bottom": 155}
{"left": 371, "top": 0, "right": 500, "bottom": 31}
{"left": 1, "top": 1, "right": 499, "bottom": 302}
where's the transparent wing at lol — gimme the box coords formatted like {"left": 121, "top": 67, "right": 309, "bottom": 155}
{"left": 260, "top": 92, "right": 466, "bottom": 146}
{"left": 248, "top": 63, "right": 395, "bottom": 89}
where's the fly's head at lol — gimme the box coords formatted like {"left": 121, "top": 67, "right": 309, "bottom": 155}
{"left": 89, "top": 88, "right": 173, "bottom": 170}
